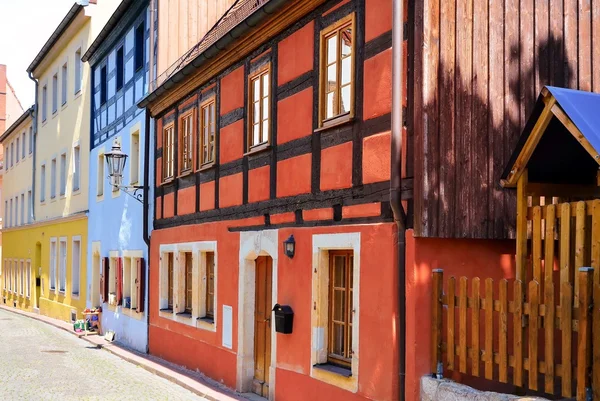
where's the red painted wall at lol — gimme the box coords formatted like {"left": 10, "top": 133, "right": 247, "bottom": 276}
{"left": 321, "top": 142, "right": 353, "bottom": 191}
{"left": 277, "top": 21, "right": 314, "bottom": 85}
{"left": 220, "top": 66, "right": 245, "bottom": 115}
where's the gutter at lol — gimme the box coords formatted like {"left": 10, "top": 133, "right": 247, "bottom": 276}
{"left": 138, "top": 0, "right": 288, "bottom": 112}
{"left": 28, "top": 72, "right": 39, "bottom": 221}
{"left": 390, "top": 0, "right": 406, "bottom": 400}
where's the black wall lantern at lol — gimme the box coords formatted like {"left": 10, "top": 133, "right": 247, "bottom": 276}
{"left": 283, "top": 235, "right": 295, "bottom": 258}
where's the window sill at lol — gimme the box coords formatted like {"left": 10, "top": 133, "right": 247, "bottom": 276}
{"left": 74, "top": 90, "right": 82, "bottom": 101}
{"left": 313, "top": 363, "right": 352, "bottom": 378}
{"left": 61, "top": 102, "right": 68, "bottom": 111}
{"left": 314, "top": 115, "right": 354, "bottom": 133}
{"left": 161, "top": 178, "right": 174, "bottom": 186}
{"left": 244, "top": 143, "right": 271, "bottom": 157}
{"left": 178, "top": 169, "right": 193, "bottom": 179}
{"left": 176, "top": 312, "right": 193, "bottom": 319}
{"left": 197, "top": 162, "right": 215, "bottom": 172}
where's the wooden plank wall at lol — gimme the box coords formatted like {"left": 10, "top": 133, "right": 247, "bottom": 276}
{"left": 157, "top": 0, "right": 236, "bottom": 79}
{"left": 413, "top": 0, "right": 600, "bottom": 239}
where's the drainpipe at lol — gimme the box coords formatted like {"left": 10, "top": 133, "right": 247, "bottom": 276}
{"left": 28, "top": 71, "right": 38, "bottom": 222}
{"left": 143, "top": 0, "right": 156, "bottom": 354}
{"left": 390, "top": 0, "right": 406, "bottom": 400}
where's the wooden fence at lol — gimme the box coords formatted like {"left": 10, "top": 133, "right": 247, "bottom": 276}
{"left": 431, "top": 268, "right": 595, "bottom": 400}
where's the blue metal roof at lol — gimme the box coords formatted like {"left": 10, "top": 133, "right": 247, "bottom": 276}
{"left": 545, "top": 86, "right": 600, "bottom": 155}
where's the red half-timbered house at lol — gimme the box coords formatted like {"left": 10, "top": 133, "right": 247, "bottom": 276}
{"left": 139, "top": 1, "right": 407, "bottom": 400}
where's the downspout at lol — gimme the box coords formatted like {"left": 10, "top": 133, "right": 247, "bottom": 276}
{"left": 28, "top": 72, "right": 38, "bottom": 221}
{"left": 390, "top": 0, "right": 406, "bottom": 400}
{"left": 143, "top": 0, "right": 156, "bottom": 354}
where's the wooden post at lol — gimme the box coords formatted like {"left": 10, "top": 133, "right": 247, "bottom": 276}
{"left": 499, "top": 279, "right": 508, "bottom": 383}
{"left": 471, "top": 277, "right": 480, "bottom": 376}
{"left": 448, "top": 277, "right": 456, "bottom": 371}
{"left": 516, "top": 170, "right": 529, "bottom": 283}
{"left": 577, "top": 267, "right": 593, "bottom": 401}
{"left": 544, "top": 281, "right": 555, "bottom": 394}
{"left": 431, "top": 269, "right": 443, "bottom": 376}
{"left": 529, "top": 280, "right": 539, "bottom": 390}
{"left": 514, "top": 280, "right": 524, "bottom": 387}
{"left": 484, "top": 278, "right": 494, "bottom": 380}
{"left": 533, "top": 206, "right": 542, "bottom": 284}
{"left": 574, "top": 202, "right": 586, "bottom": 307}
{"left": 459, "top": 277, "right": 468, "bottom": 374}
{"left": 544, "top": 204, "right": 556, "bottom": 285}
{"left": 591, "top": 201, "right": 600, "bottom": 401}
{"left": 561, "top": 282, "right": 573, "bottom": 397}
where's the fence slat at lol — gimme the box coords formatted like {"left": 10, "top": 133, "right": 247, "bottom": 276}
{"left": 545, "top": 204, "right": 556, "bottom": 284}
{"left": 431, "top": 270, "right": 443, "bottom": 375}
{"left": 485, "top": 278, "right": 494, "bottom": 380}
{"left": 560, "top": 203, "right": 571, "bottom": 289}
{"left": 499, "top": 279, "right": 508, "bottom": 383}
{"left": 544, "top": 281, "right": 555, "bottom": 394}
{"left": 591, "top": 200, "right": 600, "bottom": 278}
{"left": 577, "top": 268, "right": 593, "bottom": 401}
{"left": 529, "top": 280, "right": 539, "bottom": 390}
{"left": 594, "top": 283, "right": 600, "bottom": 401}
{"left": 459, "top": 277, "right": 468, "bottom": 374}
{"left": 447, "top": 277, "right": 456, "bottom": 371}
{"left": 561, "top": 282, "right": 573, "bottom": 397}
{"left": 574, "top": 201, "right": 586, "bottom": 306}
{"left": 533, "top": 206, "right": 542, "bottom": 284}
{"left": 471, "top": 278, "right": 480, "bottom": 376}
{"left": 514, "top": 280, "right": 524, "bottom": 387}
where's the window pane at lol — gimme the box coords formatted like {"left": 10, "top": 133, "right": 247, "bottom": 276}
{"left": 262, "top": 97, "right": 269, "bottom": 120}
{"left": 334, "top": 256, "right": 346, "bottom": 287}
{"left": 327, "top": 64, "right": 337, "bottom": 88}
{"left": 326, "top": 92, "right": 335, "bottom": 119}
{"left": 253, "top": 124, "right": 260, "bottom": 146}
{"left": 341, "top": 27, "right": 352, "bottom": 57}
{"left": 327, "top": 34, "right": 338, "bottom": 64}
{"left": 333, "top": 323, "right": 345, "bottom": 355}
{"left": 262, "top": 73, "right": 269, "bottom": 97}
{"left": 253, "top": 78, "right": 260, "bottom": 101}
{"left": 261, "top": 120, "right": 269, "bottom": 143}
{"left": 253, "top": 102, "right": 260, "bottom": 124}
{"left": 341, "top": 85, "right": 351, "bottom": 114}
{"left": 341, "top": 57, "right": 352, "bottom": 85}
{"left": 334, "top": 289, "right": 345, "bottom": 321}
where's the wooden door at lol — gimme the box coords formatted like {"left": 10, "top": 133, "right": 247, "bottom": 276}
{"left": 253, "top": 256, "right": 272, "bottom": 397}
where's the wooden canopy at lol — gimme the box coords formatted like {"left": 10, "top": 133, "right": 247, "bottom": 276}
{"left": 501, "top": 86, "right": 600, "bottom": 189}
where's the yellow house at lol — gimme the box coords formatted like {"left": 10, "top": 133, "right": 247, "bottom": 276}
{"left": 22, "top": 1, "right": 118, "bottom": 322}
{"left": 0, "top": 108, "right": 35, "bottom": 310}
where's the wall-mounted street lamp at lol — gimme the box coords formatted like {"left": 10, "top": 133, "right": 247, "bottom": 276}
{"left": 283, "top": 235, "right": 295, "bottom": 258}
{"left": 104, "top": 139, "right": 145, "bottom": 203}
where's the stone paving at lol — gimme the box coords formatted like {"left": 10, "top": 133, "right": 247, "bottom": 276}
{"left": 0, "top": 308, "right": 210, "bottom": 401}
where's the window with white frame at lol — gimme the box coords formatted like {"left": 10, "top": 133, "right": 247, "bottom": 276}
{"left": 3, "top": 259, "right": 6, "bottom": 290}
{"left": 29, "top": 127, "right": 33, "bottom": 154}
{"left": 59, "top": 238, "right": 67, "bottom": 292}
{"left": 27, "top": 191, "right": 32, "bottom": 223}
{"left": 14, "top": 196, "right": 18, "bottom": 226}
{"left": 8, "top": 198, "right": 12, "bottom": 227}
{"left": 61, "top": 62, "right": 68, "bottom": 105}
{"left": 97, "top": 153, "right": 104, "bottom": 197}
{"left": 122, "top": 254, "right": 143, "bottom": 311}
{"left": 42, "top": 85, "right": 47, "bottom": 122}
{"left": 108, "top": 255, "right": 118, "bottom": 304}
{"left": 159, "top": 243, "right": 217, "bottom": 329}
{"left": 12, "top": 261, "right": 17, "bottom": 293}
{"left": 21, "top": 131, "right": 25, "bottom": 159}
{"left": 75, "top": 48, "right": 82, "bottom": 93}
{"left": 19, "top": 260, "right": 24, "bottom": 295}
{"left": 50, "top": 158, "right": 56, "bottom": 199}
{"left": 49, "top": 238, "right": 57, "bottom": 290}
{"left": 311, "top": 233, "right": 360, "bottom": 390}
{"left": 73, "top": 145, "right": 80, "bottom": 191}
{"left": 71, "top": 237, "right": 81, "bottom": 296}
{"left": 40, "top": 164, "right": 46, "bottom": 202}
{"left": 4, "top": 201, "right": 7, "bottom": 227}
{"left": 26, "top": 260, "right": 31, "bottom": 298}
{"left": 130, "top": 131, "right": 140, "bottom": 184}
{"left": 52, "top": 73, "right": 58, "bottom": 114}
{"left": 60, "top": 153, "right": 66, "bottom": 196}
{"left": 20, "top": 194, "right": 24, "bottom": 226}
{"left": 10, "top": 142, "right": 13, "bottom": 167}
{"left": 16, "top": 137, "right": 20, "bottom": 163}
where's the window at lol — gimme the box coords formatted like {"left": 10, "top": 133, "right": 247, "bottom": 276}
{"left": 10, "top": 142, "right": 13, "bottom": 167}
{"left": 50, "top": 239, "right": 57, "bottom": 290}
{"left": 73, "top": 145, "right": 80, "bottom": 191}
{"left": 19, "top": 260, "right": 24, "bottom": 295}
{"left": 4, "top": 201, "right": 7, "bottom": 227}
{"left": 205, "top": 252, "right": 215, "bottom": 320}
{"left": 123, "top": 255, "right": 143, "bottom": 310}
{"left": 135, "top": 23, "right": 145, "bottom": 71}
{"left": 62, "top": 62, "right": 68, "bottom": 105}
{"left": 97, "top": 153, "right": 104, "bottom": 197}
{"left": 40, "top": 164, "right": 46, "bottom": 202}
{"left": 74, "top": 48, "right": 82, "bottom": 93}
{"left": 26, "top": 260, "right": 31, "bottom": 298}
{"left": 199, "top": 99, "right": 216, "bottom": 166}
{"left": 108, "top": 257, "right": 117, "bottom": 300}
{"left": 8, "top": 198, "right": 12, "bottom": 227}
{"left": 7, "top": 261, "right": 11, "bottom": 292}
{"left": 130, "top": 131, "right": 140, "bottom": 184}
{"left": 100, "top": 66, "right": 107, "bottom": 105}
{"left": 52, "top": 73, "right": 58, "bottom": 113}
{"left": 71, "top": 238, "right": 81, "bottom": 296}
{"left": 162, "top": 124, "right": 175, "bottom": 181}
{"left": 319, "top": 14, "right": 355, "bottom": 127}
{"left": 328, "top": 250, "right": 353, "bottom": 368}
{"left": 60, "top": 153, "right": 66, "bottom": 196}
{"left": 15, "top": 138, "right": 19, "bottom": 163}
{"left": 6, "top": 143, "right": 10, "bottom": 168}
{"left": 50, "top": 158, "right": 56, "bottom": 199}
{"left": 59, "top": 238, "right": 67, "bottom": 293}
{"left": 21, "top": 132, "right": 25, "bottom": 159}
{"left": 27, "top": 190, "right": 32, "bottom": 223}
{"left": 2, "top": 260, "right": 6, "bottom": 290}
{"left": 247, "top": 66, "right": 271, "bottom": 150}
{"left": 167, "top": 253, "right": 174, "bottom": 310}
{"left": 42, "top": 85, "right": 47, "bottom": 121}
{"left": 29, "top": 127, "right": 33, "bottom": 154}
{"left": 116, "top": 47, "right": 124, "bottom": 91}
{"left": 180, "top": 112, "right": 194, "bottom": 173}
{"left": 184, "top": 252, "right": 193, "bottom": 314}
{"left": 20, "top": 194, "right": 24, "bottom": 226}
{"left": 14, "top": 196, "right": 18, "bottom": 226}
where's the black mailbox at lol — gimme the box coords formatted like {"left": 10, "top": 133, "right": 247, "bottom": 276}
{"left": 272, "top": 304, "right": 294, "bottom": 334}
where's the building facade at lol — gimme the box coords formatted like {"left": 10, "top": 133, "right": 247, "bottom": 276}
{"left": 0, "top": 108, "right": 35, "bottom": 310}
{"left": 82, "top": 0, "right": 154, "bottom": 352}
{"left": 23, "top": 1, "right": 118, "bottom": 322}
{"left": 140, "top": 0, "right": 403, "bottom": 400}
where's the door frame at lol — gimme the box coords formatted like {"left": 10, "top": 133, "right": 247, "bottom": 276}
{"left": 237, "top": 230, "right": 278, "bottom": 400}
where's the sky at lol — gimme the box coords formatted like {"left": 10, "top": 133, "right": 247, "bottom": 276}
{"left": 0, "top": 0, "right": 77, "bottom": 108}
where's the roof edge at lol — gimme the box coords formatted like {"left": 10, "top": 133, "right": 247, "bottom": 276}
{"left": 0, "top": 106, "right": 34, "bottom": 143}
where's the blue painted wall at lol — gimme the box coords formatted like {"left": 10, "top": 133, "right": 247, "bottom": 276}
{"left": 87, "top": 2, "right": 154, "bottom": 353}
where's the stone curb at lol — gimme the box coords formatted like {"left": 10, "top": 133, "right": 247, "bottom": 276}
{"left": 0, "top": 305, "right": 247, "bottom": 401}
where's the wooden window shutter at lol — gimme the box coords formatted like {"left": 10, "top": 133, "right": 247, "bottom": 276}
{"left": 136, "top": 258, "right": 145, "bottom": 313}
{"left": 102, "top": 257, "right": 109, "bottom": 303}
{"left": 116, "top": 257, "right": 123, "bottom": 305}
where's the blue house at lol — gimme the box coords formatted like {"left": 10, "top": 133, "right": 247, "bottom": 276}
{"left": 82, "top": 0, "right": 154, "bottom": 352}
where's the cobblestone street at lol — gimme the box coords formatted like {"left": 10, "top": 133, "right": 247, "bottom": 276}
{"left": 0, "top": 308, "right": 215, "bottom": 401}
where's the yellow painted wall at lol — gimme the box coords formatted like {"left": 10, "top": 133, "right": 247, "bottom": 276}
{"left": 1, "top": 215, "right": 87, "bottom": 321}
